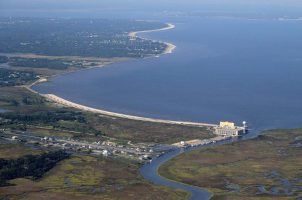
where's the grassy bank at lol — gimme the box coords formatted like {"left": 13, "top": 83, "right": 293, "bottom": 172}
{"left": 159, "top": 129, "right": 302, "bottom": 199}
{"left": 0, "top": 86, "right": 212, "bottom": 144}
{"left": 0, "top": 143, "right": 189, "bottom": 200}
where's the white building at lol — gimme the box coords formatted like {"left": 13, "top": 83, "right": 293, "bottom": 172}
{"left": 102, "top": 150, "right": 109, "bottom": 156}
{"left": 215, "top": 121, "right": 246, "bottom": 137}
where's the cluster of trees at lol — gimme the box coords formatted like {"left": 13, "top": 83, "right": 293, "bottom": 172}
{"left": 0, "top": 92, "right": 44, "bottom": 107}
{"left": 0, "top": 109, "right": 102, "bottom": 136}
{"left": 21, "top": 96, "right": 44, "bottom": 105}
{"left": 0, "top": 110, "right": 86, "bottom": 124}
{"left": 0, "top": 68, "right": 37, "bottom": 87}
{"left": 8, "top": 57, "right": 94, "bottom": 70}
{"left": 0, "top": 150, "right": 70, "bottom": 186}
{"left": 8, "top": 57, "right": 71, "bottom": 70}
{"left": 0, "top": 18, "right": 167, "bottom": 58}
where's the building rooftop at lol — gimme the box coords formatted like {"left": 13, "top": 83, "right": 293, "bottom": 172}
{"left": 219, "top": 121, "right": 236, "bottom": 129}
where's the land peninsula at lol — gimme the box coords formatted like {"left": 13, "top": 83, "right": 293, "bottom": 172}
{"left": 128, "top": 23, "right": 176, "bottom": 54}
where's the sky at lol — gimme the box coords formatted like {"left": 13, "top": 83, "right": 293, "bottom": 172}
{"left": 0, "top": 0, "right": 301, "bottom": 18}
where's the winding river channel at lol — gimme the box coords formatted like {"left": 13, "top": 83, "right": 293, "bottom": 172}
{"left": 140, "top": 129, "right": 261, "bottom": 200}
{"left": 141, "top": 147, "right": 213, "bottom": 200}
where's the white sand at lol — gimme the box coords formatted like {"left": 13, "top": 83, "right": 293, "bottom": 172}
{"left": 43, "top": 94, "right": 216, "bottom": 127}
{"left": 128, "top": 23, "right": 175, "bottom": 37}
{"left": 128, "top": 23, "right": 176, "bottom": 54}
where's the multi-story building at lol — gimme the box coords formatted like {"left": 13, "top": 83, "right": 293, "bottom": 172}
{"left": 214, "top": 121, "right": 246, "bottom": 137}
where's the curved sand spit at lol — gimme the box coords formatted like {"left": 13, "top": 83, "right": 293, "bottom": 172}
{"left": 128, "top": 23, "right": 176, "bottom": 54}
{"left": 43, "top": 94, "right": 216, "bottom": 127}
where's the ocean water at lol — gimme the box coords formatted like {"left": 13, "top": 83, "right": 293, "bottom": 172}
{"left": 33, "top": 16, "right": 302, "bottom": 131}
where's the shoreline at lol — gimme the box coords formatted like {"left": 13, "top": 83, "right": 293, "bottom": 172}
{"left": 41, "top": 93, "right": 216, "bottom": 127}
{"left": 128, "top": 23, "right": 176, "bottom": 54}
{"left": 28, "top": 22, "right": 215, "bottom": 128}
{"left": 128, "top": 23, "right": 176, "bottom": 38}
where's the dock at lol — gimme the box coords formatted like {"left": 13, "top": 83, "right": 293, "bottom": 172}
{"left": 172, "top": 136, "right": 230, "bottom": 148}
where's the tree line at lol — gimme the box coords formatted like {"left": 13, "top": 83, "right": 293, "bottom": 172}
{"left": 0, "top": 150, "right": 69, "bottom": 186}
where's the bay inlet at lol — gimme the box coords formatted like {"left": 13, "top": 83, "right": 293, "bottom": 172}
{"left": 33, "top": 17, "right": 302, "bottom": 131}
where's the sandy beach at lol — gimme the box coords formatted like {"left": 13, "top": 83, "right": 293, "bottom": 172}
{"left": 128, "top": 23, "right": 176, "bottom": 54}
{"left": 164, "top": 43, "right": 176, "bottom": 54}
{"left": 128, "top": 23, "right": 176, "bottom": 38}
{"left": 43, "top": 94, "right": 216, "bottom": 127}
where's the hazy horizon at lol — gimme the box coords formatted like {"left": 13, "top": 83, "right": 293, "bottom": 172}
{"left": 1, "top": 0, "right": 302, "bottom": 18}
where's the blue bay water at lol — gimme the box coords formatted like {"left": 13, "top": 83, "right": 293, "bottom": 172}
{"left": 33, "top": 17, "right": 302, "bottom": 131}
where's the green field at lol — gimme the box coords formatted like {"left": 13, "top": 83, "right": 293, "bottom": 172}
{"left": 159, "top": 129, "right": 302, "bottom": 199}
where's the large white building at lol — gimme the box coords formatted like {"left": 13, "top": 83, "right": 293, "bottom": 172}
{"left": 214, "top": 121, "right": 246, "bottom": 136}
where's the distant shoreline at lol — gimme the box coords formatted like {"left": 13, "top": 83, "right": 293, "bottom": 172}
{"left": 128, "top": 23, "right": 176, "bottom": 54}
{"left": 128, "top": 23, "right": 176, "bottom": 38}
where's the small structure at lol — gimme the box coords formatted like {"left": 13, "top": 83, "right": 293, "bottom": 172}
{"left": 215, "top": 121, "right": 246, "bottom": 137}
{"left": 12, "top": 136, "right": 18, "bottom": 140}
{"left": 102, "top": 150, "right": 109, "bottom": 156}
